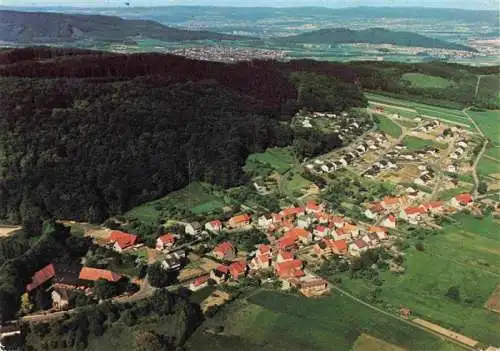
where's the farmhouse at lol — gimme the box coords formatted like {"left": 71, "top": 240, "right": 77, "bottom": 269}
{"left": 213, "top": 241, "right": 236, "bottom": 260}
{"left": 364, "top": 202, "right": 384, "bottom": 219}
{"left": 314, "top": 238, "right": 347, "bottom": 256}
{"left": 285, "top": 227, "right": 313, "bottom": 244}
{"left": 400, "top": 207, "right": 426, "bottom": 224}
{"left": 107, "top": 230, "right": 138, "bottom": 252}
{"left": 26, "top": 263, "right": 85, "bottom": 292}
{"left": 185, "top": 222, "right": 202, "bottom": 235}
{"left": 306, "top": 200, "right": 323, "bottom": 214}
{"left": 26, "top": 264, "right": 56, "bottom": 292}
{"left": 205, "top": 220, "right": 222, "bottom": 233}
{"left": 314, "top": 225, "right": 329, "bottom": 238}
{"left": 51, "top": 287, "right": 70, "bottom": 310}
{"left": 349, "top": 240, "right": 369, "bottom": 256}
{"left": 228, "top": 214, "right": 251, "bottom": 228}
{"left": 422, "top": 201, "right": 444, "bottom": 214}
{"left": 275, "top": 259, "right": 304, "bottom": 280}
{"left": 299, "top": 278, "right": 330, "bottom": 297}
{"left": 250, "top": 244, "right": 272, "bottom": 270}
{"left": 156, "top": 233, "right": 176, "bottom": 251}
{"left": 381, "top": 196, "right": 400, "bottom": 210}
{"left": 277, "top": 236, "right": 297, "bottom": 252}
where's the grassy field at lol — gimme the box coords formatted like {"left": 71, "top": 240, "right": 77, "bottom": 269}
{"left": 437, "top": 185, "right": 472, "bottom": 201}
{"left": 376, "top": 115, "right": 403, "bottom": 138}
{"left": 187, "top": 290, "right": 464, "bottom": 351}
{"left": 467, "top": 110, "right": 500, "bottom": 146}
{"left": 353, "top": 333, "right": 406, "bottom": 351}
{"left": 125, "top": 182, "right": 224, "bottom": 224}
{"left": 401, "top": 73, "right": 453, "bottom": 89}
{"left": 477, "top": 156, "right": 500, "bottom": 179}
{"left": 403, "top": 136, "right": 447, "bottom": 150}
{"left": 484, "top": 147, "right": 500, "bottom": 161}
{"left": 476, "top": 74, "right": 500, "bottom": 107}
{"left": 245, "top": 147, "right": 297, "bottom": 174}
{"left": 367, "top": 93, "right": 475, "bottom": 130}
{"left": 339, "top": 214, "right": 500, "bottom": 346}
{"left": 281, "top": 172, "right": 311, "bottom": 197}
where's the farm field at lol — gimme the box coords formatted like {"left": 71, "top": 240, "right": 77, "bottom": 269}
{"left": 402, "top": 135, "right": 447, "bottom": 150}
{"left": 186, "top": 290, "right": 462, "bottom": 351}
{"left": 484, "top": 147, "right": 500, "bottom": 161}
{"left": 125, "top": 181, "right": 225, "bottom": 224}
{"left": 353, "top": 333, "right": 406, "bottom": 351}
{"left": 476, "top": 74, "right": 500, "bottom": 107}
{"left": 244, "top": 147, "right": 297, "bottom": 174}
{"left": 366, "top": 93, "right": 475, "bottom": 130}
{"left": 339, "top": 214, "right": 500, "bottom": 346}
{"left": 376, "top": 115, "right": 403, "bottom": 137}
{"left": 467, "top": 110, "right": 500, "bottom": 146}
{"left": 281, "top": 172, "right": 311, "bottom": 197}
{"left": 401, "top": 73, "right": 454, "bottom": 89}
{"left": 477, "top": 156, "right": 500, "bottom": 179}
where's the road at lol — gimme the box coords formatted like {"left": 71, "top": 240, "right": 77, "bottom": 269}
{"left": 462, "top": 107, "right": 488, "bottom": 195}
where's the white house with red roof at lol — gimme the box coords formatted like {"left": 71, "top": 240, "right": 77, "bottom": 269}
{"left": 156, "top": 233, "right": 176, "bottom": 251}
{"left": 349, "top": 240, "right": 369, "bottom": 256}
{"left": 280, "top": 207, "right": 305, "bottom": 218}
{"left": 210, "top": 265, "right": 229, "bottom": 284}
{"left": 422, "top": 201, "right": 444, "bottom": 214}
{"left": 228, "top": 214, "right": 251, "bottom": 228}
{"left": 381, "top": 214, "right": 397, "bottom": 229}
{"left": 229, "top": 261, "right": 248, "bottom": 280}
{"left": 368, "top": 226, "right": 388, "bottom": 241}
{"left": 364, "top": 202, "right": 384, "bottom": 220}
{"left": 330, "top": 216, "right": 345, "bottom": 229}
{"left": 305, "top": 200, "right": 323, "bottom": 214}
{"left": 451, "top": 193, "right": 473, "bottom": 208}
{"left": 250, "top": 245, "right": 272, "bottom": 270}
{"left": 332, "top": 227, "right": 351, "bottom": 241}
{"left": 276, "top": 251, "right": 294, "bottom": 263}
{"left": 314, "top": 238, "right": 347, "bottom": 256}
{"left": 313, "top": 225, "right": 330, "bottom": 238}
{"left": 205, "top": 220, "right": 222, "bottom": 233}
{"left": 285, "top": 227, "right": 313, "bottom": 244}
{"left": 277, "top": 236, "right": 297, "bottom": 252}
{"left": 107, "top": 231, "right": 138, "bottom": 253}
{"left": 381, "top": 196, "right": 401, "bottom": 210}
{"left": 400, "top": 206, "right": 426, "bottom": 224}
{"left": 275, "top": 259, "right": 304, "bottom": 280}
{"left": 189, "top": 275, "right": 210, "bottom": 291}
{"left": 213, "top": 242, "right": 235, "bottom": 260}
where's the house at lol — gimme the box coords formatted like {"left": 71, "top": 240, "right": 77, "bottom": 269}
{"left": 362, "top": 233, "right": 379, "bottom": 248}
{"left": 364, "top": 202, "right": 384, "bottom": 220}
{"left": 348, "top": 240, "right": 369, "bottom": 256}
{"left": 107, "top": 230, "right": 138, "bottom": 252}
{"left": 406, "top": 187, "right": 420, "bottom": 200}
{"left": 305, "top": 200, "right": 323, "bottom": 214}
{"left": 78, "top": 267, "right": 122, "bottom": 283}
{"left": 400, "top": 207, "right": 426, "bottom": 224}
{"left": 210, "top": 265, "right": 229, "bottom": 284}
{"left": 332, "top": 227, "right": 351, "bottom": 241}
{"left": 51, "top": 287, "right": 70, "bottom": 310}
{"left": 313, "top": 225, "right": 329, "bottom": 238}
{"left": 228, "top": 214, "right": 251, "bottom": 228}
{"left": 330, "top": 216, "right": 345, "bottom": 228}
{"left": 299, "top": 278, "right": 330, "bottom": 297}
{"left": 343, "top": 223, "right": 360, "bottom": 237}
{"left": 280, "top": 207, "right": 305, "bottom": 218}
{"left": 451, "top": 193, "right": 473, "bottom": 208}
{"left": 271, "top": 213, "right": 283, "bottom": 224}
{"left": 156, "top": 233, "right": 176, "bottom": 251}
{"left": 381, "top": 196, "right": 400, "bottom": 210}
{"left": 250, "top": 252, "right": 272, "bottom": 270}
{"left": 297, "top": 215, "right": 315, "bottom": 229}
{"left": 257, "top": 215, "right": 273, "bottom": 228}
{"left": 368, "top": 226, "right": 388, "bottom": 241}
{"left": 26, "top": 264, "right": 56, "bottom": 292}
{"left": 185, "top": 222, "right": 202, "bottom": 236}
{"left": 422, "top": 201, "right": 444, "bottom": 214}
{"left": 314, "top": 212, "right": 330, "bottom": 224}
{"left": 277, "top": 236, "right": 297, "bottom": 252}
{"left": 229, "top": 261, "right": 248, "bottom": 280}
{"left": 205, "top": 220, "right": 222, "bottom": 233}
{"left": 275, "top": 259, "right": 304, "bottom": 280}
{"left": 381, "top": 214, "right": 397, "bottom": 228}
{"left": 285, "top": 227, "right": 313, "bottom": 244}
{"left": 314, "top": 239, "right": 347, "bottom": 256}
{"left": 276, "top": 251, "right": 294, "bottom": 263}
{"left": 213, "top": 242, "right": 235, "bottom": 260}
{"left": 189, "top": 275, "right": 210, "bottom": 291}
{"left": 161, "top": 253, "right": 182, "bottom": 271}
{"left": 447, "top": 164, "right": 457, "bottom": 173}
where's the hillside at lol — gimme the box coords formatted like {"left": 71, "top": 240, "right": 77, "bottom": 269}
{"left": 275, "top": 27, "right": 477, "bottom": 52}
{"left": 0, "top": 10, "right": 251, "bottom": 43}
{"left": 0, "top": 48, "right": 368, "bottom": 224}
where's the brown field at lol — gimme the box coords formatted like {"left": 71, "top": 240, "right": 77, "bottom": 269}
{"left": 485, "top": 284, "right": 500, "bottom": 314}
{"left": 353, "top": 333, "right": 406, "bottom": 351}
{"left": 197, "top": 257, "right": 220, "bottom": 273}
{"left": 200, "top": 289, "right": 231, "bottom": 312}
{"left": 381, "top": 165, "right": 421, "bottom": 183}
{"left": 0, "top": 226, "right": 21, "bottom": 237}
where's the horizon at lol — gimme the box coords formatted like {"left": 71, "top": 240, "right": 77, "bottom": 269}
{"left": 0, "top": 1, "right": 497, "bottom": 11}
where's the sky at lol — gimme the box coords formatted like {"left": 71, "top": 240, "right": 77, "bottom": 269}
{"left": 0, "top": 0, "right": 497, "bottom": 10}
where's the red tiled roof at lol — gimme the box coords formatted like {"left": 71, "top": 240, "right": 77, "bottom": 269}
{"left": 278, "top": 236, "right": 296, "bottom": 250}
{"left": 229, "top": 261, "right": 247, "bottom": 278}
{"left": 455, "top": 193, "right": 473, "bottom": 204}
{"left": 404, "top": 207, "right": 426, "bottom": 215}
{"left": 215, "top": 265, "right": 229, "bottom": 274}
{"left": 278, "top": 251, "right": 294, "bottom": 261}
{"left": 275, "top": 259, "right": 304, "bottom": 279}
{"left": 306, "top": 200, "right": 320, "bottom": 210}
{"left": 26, "top": 264, "right": 56, "bottom": 292}
{"left": 330, "top": 215, "right": 344, "bottom": 223}
{"left": 369, "top": 202, "right": 384, "bottom": 213}
{"left": 209, "top": 220, "right": 222, "bottom": 228}
{"left": 258, "top": 253, "right": 271, "bottom": 264}
{"left": 108, "top": 231, "right": 138, "bottom": 250}
{"left": 285, "top": 227, "right": 311, "bottom": 240}
{"left": 158, "top": 233, "right": 176, "bottom": 244}
{"left": 383, "top": 196, "right": 400, "bottom": 205}
{"left": 229, "top": 214, "right": 251, "bottom": 225}
{"left": 427, "top": 201, "right": 443, "bottom": 208}
{"left": 332, "top": 239, "right": 347, "bottom": 251}
{"left": 315, "top": 225, "right": 327, "bottom": 232}
{"left": 386, "top": 215, "right": 396, "bottom": 222}
{"left": 281, "top": 207, "right": 305, "bottom": 217}
{"left": 272, "top": 213, "right": 283, "bottom": 222}
{"left": 258, "top": 244, "right": 271, "bottom": 254}
{"left": 79, "top": 267, "right": 122, "bottom": 282}
{"left": 214, "top": 241, "right": 234, "bottom": 254}
{"left": 368, "top": 226, "right": 387, "bottom": 233}
{"left": 193, "top": 275, "right": 210, "bottom": 286}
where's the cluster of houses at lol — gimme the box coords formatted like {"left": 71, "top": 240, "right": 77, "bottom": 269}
{"left": 414, "top": 165, "right": 436, "bottom": 187}
{"left": 306, "top": 132, "right": 389, "bottom": 175}
{"left": 412, "top": 120, "right": 440, "bottom": 134}
{"left": 364, "top": 192, "right": 475, "bottom": 227}
{"left": 447, "top": 138, "right": 470, "bottom": 173}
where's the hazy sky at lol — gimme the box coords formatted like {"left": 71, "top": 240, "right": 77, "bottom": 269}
{"left": 0, "top": 0, "right": 496, "bottom": 10}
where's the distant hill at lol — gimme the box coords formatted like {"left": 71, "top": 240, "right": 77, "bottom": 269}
{"left": 0, "top": 10, "right": 252, "bottom": 43}
{"left": 274, "top": 27, "right": 477, "bottom": 52}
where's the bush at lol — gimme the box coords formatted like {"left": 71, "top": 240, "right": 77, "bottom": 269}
{"left": 445, "top": 286, "right": 460, "bottom": 302}
{"left": 415, "top": 241, "right": 425, "bottom": 251}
